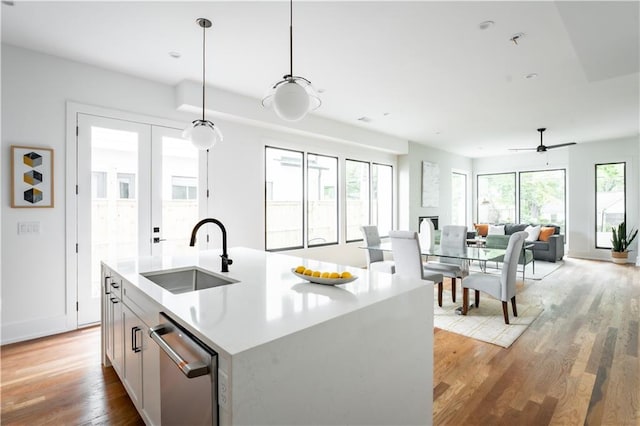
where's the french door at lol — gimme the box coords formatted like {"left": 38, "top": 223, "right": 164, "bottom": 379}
{"left": 77, "top": 114, "right": 203, "bottom": 325}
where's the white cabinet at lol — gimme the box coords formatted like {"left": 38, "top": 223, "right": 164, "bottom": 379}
{"left": 101, "top": 263, "right": 161, "bottom": 426}
{"left": 123, "top": 304, "right": 143, "bottom": 409}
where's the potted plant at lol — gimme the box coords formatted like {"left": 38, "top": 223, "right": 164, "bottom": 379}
{"left": 611, "top": 222, "right": 638, "bottom": 264}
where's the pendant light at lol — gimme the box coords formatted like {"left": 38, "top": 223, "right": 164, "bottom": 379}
{"left": 183, "top": 18, "right": 223, "bottom": 150}
{"left": 262, "top": 0, "right": 320, "bottom": 121}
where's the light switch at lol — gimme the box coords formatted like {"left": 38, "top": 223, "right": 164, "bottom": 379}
{"left": 17, "top": 221, "right": 40, "bottom": 235}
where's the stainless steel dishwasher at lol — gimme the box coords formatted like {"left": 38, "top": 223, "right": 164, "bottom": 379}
{"left": 150, "top": 312, "right": 218, "bottom": 425}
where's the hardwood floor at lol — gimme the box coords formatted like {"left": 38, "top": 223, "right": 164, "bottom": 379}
{"left": 1, "top": 326, "right": 143, "bottom": 425}
{"left": 1, "top": 258, "right": 637, "bottom": 425}
{"left": 434, "top": 257, "right": 639, "bottom": 425}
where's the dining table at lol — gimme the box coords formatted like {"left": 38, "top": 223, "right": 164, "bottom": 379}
{"left": 361, "top": 242, "right": 509, "bottom": 314}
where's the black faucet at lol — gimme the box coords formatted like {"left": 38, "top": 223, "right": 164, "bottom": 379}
{"left": 189, "top": 218, "right": 233, "bottom": 273}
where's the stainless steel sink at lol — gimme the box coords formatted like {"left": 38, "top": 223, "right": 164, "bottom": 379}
{"left": 141, "top": 267, "right": 237, "bottom": 294}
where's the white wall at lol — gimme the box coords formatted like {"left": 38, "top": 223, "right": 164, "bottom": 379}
{"left": 472, "top": 138, "right": 639, "bottom": 262}
{"left": 1, "top": 45, "right": 404, "bottom": 343}
{"left": 398, "top": 141, "right": 473, "bottom": 232}
{"left": 567, "top": 136, "right": 639, "bottom": 262}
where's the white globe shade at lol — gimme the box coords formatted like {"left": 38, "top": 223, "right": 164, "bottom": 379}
{"left": 273, "top": 81, "right": 310, "bottom": 121}
{"left": 183, "top": 120, "right": 223, "bottom": 150}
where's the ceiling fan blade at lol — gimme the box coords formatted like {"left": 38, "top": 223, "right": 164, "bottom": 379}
{"left": 508, "top": 147, "right": 537, "bottom": 151}
{"left": 546, "top": 142, "right": 577, "bottom": 149}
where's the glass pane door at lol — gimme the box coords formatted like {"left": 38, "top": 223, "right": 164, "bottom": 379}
{"left": 151, "top": 127, "right": 203, "bottom": 257}
{"left": 77, "top": 114, "right": 151, "bottom": 326}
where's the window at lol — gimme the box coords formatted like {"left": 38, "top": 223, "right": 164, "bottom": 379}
{"left": 265, "top": 147, "right": 303, "bottom": 250}
{"left": 519, "top": 169, "right": 566, "bottom": 232}
{"left": 372, "top": 164, "right": 393, "bottom": 237}
{"left": 451, "top": 172, "right": 467, "bottom": 226}
{"left": 477, "top": 173, "right": 515, "bottom": 223}
{"left": 346, "top": 160, "right": 370, "bottom": 241}
{"left": 117, "top": 173, "right": 135, "bottom": 199}
{"left": 171, "top": 176, "right": 197, "bottom": 200}
{"left": 595, "top": 162, "right": 626, "bottom": 249}
{"left": 307, "top": 154, "right": 338, "bottom": 246}
{"left": 92, "top": 171, "right": 107, "bottom": 199}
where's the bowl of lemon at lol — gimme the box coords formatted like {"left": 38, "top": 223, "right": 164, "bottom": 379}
{"left": 291, "top": 266, "right": 358, "bottom": 285}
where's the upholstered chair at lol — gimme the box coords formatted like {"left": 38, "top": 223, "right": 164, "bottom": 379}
{"left": 389, "top": 230, "right": 445, "bottom": 307}
{"left": 361, "top": 225, "right": 395, "bottom": 274}
{"left": 423, "top": 225, "right": 469, "bottom": 303}
{"left": 461, "top": 231, "right": 528, "bottom": 324}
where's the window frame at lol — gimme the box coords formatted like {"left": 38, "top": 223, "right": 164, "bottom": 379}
{"left": 264, "top": 146, "right": 305, "bottom": 252}
{"left": 517, "top": 168, "right": 566, "bottom": 232}
{"left": 345, "top": 159, "right": 371, "bottom": 243}
{"left": 451, "top": 171, "right": 467, "bottom": 226}
{"left": 306, "top": 152, "right": 339, "bottom": 248}
{"left": 371, "top": 162, "right": 394, "bottom": 238}
{"left": 476, "top": 172, "right": 516, "bottom": 224}
{"left": 595, "top": 162, "right": 626, "bottom": 250}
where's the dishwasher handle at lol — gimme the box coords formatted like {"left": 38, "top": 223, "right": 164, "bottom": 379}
{"left": 149, "top": 324, "right": 210, "bottom": 379}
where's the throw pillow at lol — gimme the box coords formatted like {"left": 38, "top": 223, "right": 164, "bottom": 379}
{"left": 539, "top": 226, "right": 555, "bottom": 241}
{"left": 525, "top": 225, "right": 541, "bottom": 242}
{"left": 474, "top": 223, "right": 489, "bottom": 237}
{"left": 488, "top": 224, "right": 505, "bottom": 235}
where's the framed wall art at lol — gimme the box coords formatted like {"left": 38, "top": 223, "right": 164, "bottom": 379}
{"left": 11, "top": 145, "right": 54, "bottom": 208}
{"left": 421, "top": 160, "right": 439, "bottom": 208}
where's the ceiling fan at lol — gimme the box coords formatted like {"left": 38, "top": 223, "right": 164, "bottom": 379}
{"left": 511, "top": 128, "right": 577, "bottom": 152}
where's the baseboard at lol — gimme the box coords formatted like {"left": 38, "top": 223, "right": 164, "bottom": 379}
{"left": 1, "top": 314, "right": 74, "bottom": 345}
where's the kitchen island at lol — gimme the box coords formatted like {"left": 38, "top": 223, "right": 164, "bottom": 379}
{"left": 102, "top": 247, "right": 434, "bottom": 425}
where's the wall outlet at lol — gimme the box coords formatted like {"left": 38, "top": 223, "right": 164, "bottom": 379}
{"left": 218, "top": 368, "right": 229, "bottom": 410}
{"left": 17, "top": 221, "right": 41, "bottom": 235}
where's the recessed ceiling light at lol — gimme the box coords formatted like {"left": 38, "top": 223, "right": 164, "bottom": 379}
{"left": 479, "top": 20, "right": 494, "bottom": 30}
{"left": 357, "top": 116, "right": 372, "bottom": 123}
{"left": 383, "top": 112, "right": 390, "bottom": 117}
{"left": 168, "top": 51, "right": 181, "bottom": 59}
{"left": 525, "top": 73, "right": 538, "bottom": 79}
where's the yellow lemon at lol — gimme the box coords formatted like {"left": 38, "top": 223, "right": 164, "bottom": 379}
{"left": 312, "top": 271, "right": 321, "bottom": 277}
{"left": 329, "top": 272, "right": 340, "bottom": 279}
{"left": 303, "top": 269, "right": 313, "bottom": 276}
{"left": 321, "top": 272, "right": 331, "bottom": 278}
{"left": 341, "top": 271, "right": 352, "bottom": 279}
{"left": 295, "top": 265, "right": 306, "bottom": 274}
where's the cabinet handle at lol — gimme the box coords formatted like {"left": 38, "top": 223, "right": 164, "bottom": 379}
{"left": 110, "top": 281, "right": 120, "bottom": 289}
{"left": 104, "top": 275, "right": 111, "bottom": 295}
{"left": 110, "top": 297, "right": 119, "bottom": 304}
{"left": 132, "top": 326, "right": 142, "bottom": 353}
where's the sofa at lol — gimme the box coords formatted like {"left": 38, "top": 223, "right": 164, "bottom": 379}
{"left": 475, "top": 223, "right": 565, "bottom": 262}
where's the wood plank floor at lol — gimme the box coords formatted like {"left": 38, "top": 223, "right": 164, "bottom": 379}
{"left": 1, "top": 257, "right": 638, "bottom": 425}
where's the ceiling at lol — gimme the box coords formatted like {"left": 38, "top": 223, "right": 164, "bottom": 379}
{"left": 2, "top": 1, "right": 638, "bottom": 158}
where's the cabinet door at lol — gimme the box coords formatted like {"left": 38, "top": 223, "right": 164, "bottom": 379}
{"left": 102, "top": 266, "right": 113, "bottom": 366}
{"left": 123, "top": 305, "right": 143, "bottom": 409}
{"left": 142, "top": 326, "right": 161, "bottom": 426}
{"left": 111, "top": 295, "right": 124, "bottom": 375}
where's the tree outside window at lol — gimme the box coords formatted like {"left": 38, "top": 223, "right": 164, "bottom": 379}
{"left": 477, "top": 173, "right": 515, "bottom": 223}
{"left": 596, "top": 163, "right": 625, "bottom": 249}
{"left": 519, "top": 169, "right": 566, "bottom": 232}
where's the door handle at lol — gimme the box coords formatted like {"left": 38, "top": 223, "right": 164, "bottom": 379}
{"left": 132, "top": 326, "right": 142, "bottom": 353}
{"left": 153, "top": 237, "right": 167, "bottom": 243}
{"left": 149, "top": 324, "right": 209, "bottom": 378}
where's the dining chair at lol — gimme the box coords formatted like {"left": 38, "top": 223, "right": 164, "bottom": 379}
{"left": 360, "top": 225, "right": 395, "bottom": 274}
{"left": 461, "top": 231, "right": 527, "bottom": 324}
{"left": 423, "top": 225, "right": 468, "bottom": 303}
{"left": 389, "top": 230, "right": 445, "bottom": 307}
{"left": 418, "top": 218, "right": 435, "bottom": 252}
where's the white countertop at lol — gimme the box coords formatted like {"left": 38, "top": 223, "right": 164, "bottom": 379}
{"left": 105, "top": 247, "right": 427, "bottom": 356}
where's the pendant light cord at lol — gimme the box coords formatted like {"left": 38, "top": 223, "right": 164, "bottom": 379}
{"left": 289, "top": 0, "right": 293, "bottom": 77}
{"left": 202, "top": 21, "right": 206, "bottom": 121}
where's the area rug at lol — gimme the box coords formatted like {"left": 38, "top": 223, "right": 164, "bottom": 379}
{"left": 433, "top": 289, "right": 543, "bottom": 348}
{"left": 469, "top": 259, "right": 563, "bottom": 281}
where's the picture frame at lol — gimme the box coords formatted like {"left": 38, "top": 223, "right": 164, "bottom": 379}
{"left": 11, "top": 145, "right": 55, "bottom": 208}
